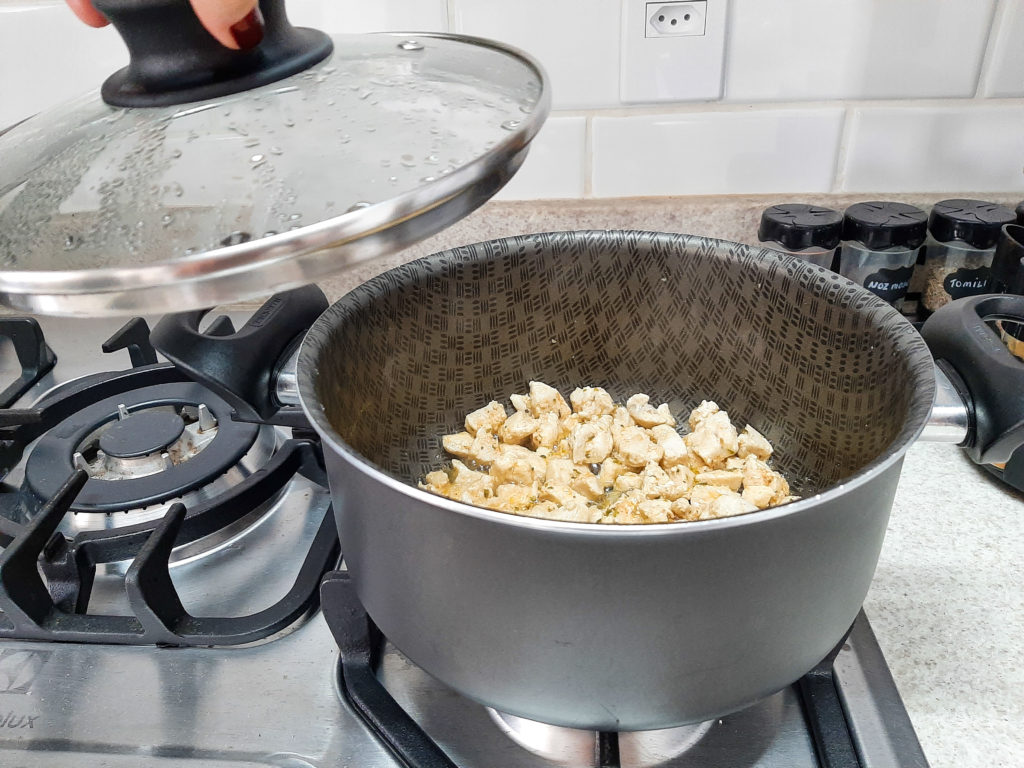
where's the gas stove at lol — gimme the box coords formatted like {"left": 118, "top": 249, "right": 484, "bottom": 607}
{"left": 0, "top": 306, "right": 929, "bottom": 767}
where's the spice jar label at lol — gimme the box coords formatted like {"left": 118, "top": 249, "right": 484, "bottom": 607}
{"left": 863, "top": 265, "right": 915, "bottom": 303}
{"left": 942, "top": 266, "right": 992, "bottom": 300}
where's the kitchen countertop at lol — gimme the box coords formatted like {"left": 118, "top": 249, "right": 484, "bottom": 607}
{"left": 869, "top": 441, "right": 1024, "bottom": 767}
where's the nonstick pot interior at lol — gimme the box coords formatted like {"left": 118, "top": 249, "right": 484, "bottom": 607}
{"left": 309, "top": 231, "right": 935, "bottom": 497}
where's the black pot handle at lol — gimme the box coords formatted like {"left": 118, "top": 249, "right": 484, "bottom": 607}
{"left": 93, "top": 0, "right": 333, "bottom": 107}
{"left": 150, "top": 285, "right": 328, "bottom": 426}
{"left": 920, "top": 294, "right": 1024, "bottom": 465}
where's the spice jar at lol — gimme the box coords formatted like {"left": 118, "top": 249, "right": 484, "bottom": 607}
{"left": 757, "top": 204, "right": 842, "bottom": 269}
{"left": 920, "top": 199, "right": 1017, "bottom": 314}
{"left": 1016, "top": 201, "right": 1024, "bottom": 225}
{"left": 838, "top": 202, "right": 927, "bottom": 308}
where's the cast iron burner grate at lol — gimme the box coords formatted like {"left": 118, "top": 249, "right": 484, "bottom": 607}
{"left": 322, "top": 570, "right": 917, "bottom": 768}
{"left": 0, "top": 315, "right": 341, "bottom": 647}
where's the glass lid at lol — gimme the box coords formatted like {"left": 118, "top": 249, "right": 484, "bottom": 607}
{"left": 0, "top": 23, "right": 548, "bottom": 316}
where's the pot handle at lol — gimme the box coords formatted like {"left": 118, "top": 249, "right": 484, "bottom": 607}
{"left": 92, "top": 0, "right": 333, "bottom": 107}
{"left": 149, "top": 285, "right": 328, "bottom": 426}
{"left": 920, "top": 294, "right": 1024, "bottom": 465}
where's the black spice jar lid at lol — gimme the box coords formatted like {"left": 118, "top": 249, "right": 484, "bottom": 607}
{"left": 842, "top": 201, "right": 927, "bottom": 251}
{"left": 758, "top": 204, "right": 843, "bottom": 251}
{"left": 928, "top": 199, "right": 1017, "bottom": 249}
{"left": 1016, "top": 200, "right": 1024, "bottom": 225}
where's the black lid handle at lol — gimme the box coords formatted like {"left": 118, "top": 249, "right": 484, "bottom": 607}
{"left": 93, "top": 0, "right": 333, "bottom": 107}
{"left": 920, "top": 294, "right": 1024, "bottom": 465}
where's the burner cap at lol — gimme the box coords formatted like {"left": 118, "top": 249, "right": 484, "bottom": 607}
{"left": 98, "top": 410, "right": 185, "bottom": 458}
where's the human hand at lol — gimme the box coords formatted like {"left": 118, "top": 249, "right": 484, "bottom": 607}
{"left": 65, "top": 0, "right": 264, "bottom": 50}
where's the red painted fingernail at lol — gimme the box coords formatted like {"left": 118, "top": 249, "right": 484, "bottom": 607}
{"left": 229, "top": 7, "right": 264, "bottom": 50}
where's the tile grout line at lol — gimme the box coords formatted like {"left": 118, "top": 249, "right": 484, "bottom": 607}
{"left": 583, "top": 114, "right": 594, "bottom": 198}
{"left": 831, "top": 107, "right": 856, "bottom": 194}
{"left": 975, "top": 0, "right": 1006, "bottom": 98}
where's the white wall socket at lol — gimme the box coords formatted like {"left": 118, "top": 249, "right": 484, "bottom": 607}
{"left": 621, "top": 0, "right": 727, "bottom": 102}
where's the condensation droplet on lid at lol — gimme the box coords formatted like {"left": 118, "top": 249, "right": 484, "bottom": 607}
{"left": 288, "top": 213, "right": 302, "bottom": 221}
{"left": 171, "top": 183, "right": 184, "bottom": 197}
{"left": 400, "top": 154, "right": 416, "bottom": 168}
{"left": 519, "top": 105, "right": 534, "bottom": 114}
{"left": 250, "top": 154, "right": 266, "bottom": 167}
{"left": 346, "top": 201, "right": 372, "bottom": 212}
{"left": 398, "top": 40, "right": 424, "bottom": 51}
{"left": 388, "top": 176, "right": 398, "bottom": 183}
{"left": 171, "top": 149, "right": 182, "bottom": 158}
{"left": 161, "top": 214, "right": 174, "bottom": 226}
{"left": 63, "top": 235, "right": 78, "bottom": 251}
{"left": 263, "top": 230, "right": 278, "bottom": 238}
{"left": 244, "top": 137, "right": 260, "bottom": 148}
{"left": 284, "top": 118, "right": 295, "bottom": 127}
{"left": 501, "top": 119, "right": 521, "bottom": 130}
{"left": 220, "top": 231, "right": 251, "bottom": 246}
{"left": 421, "top": 175, "right": 436, "bottom": 182}
{"left": 269, "top": 146, "right": 283, "bottom": 155}
{"left": 338, "top": 134, "right": 351, "bottom": 144}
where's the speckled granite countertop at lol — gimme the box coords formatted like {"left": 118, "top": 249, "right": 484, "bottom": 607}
{"left": 867, "top": 441, "right": 1024, "bottom": 768}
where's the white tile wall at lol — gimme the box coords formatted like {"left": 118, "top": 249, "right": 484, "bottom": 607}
{"left": 726, "top": 0, "right": 997, "bottom": 101}
{"left": 980, "top": 0, "right": 1024, "bottom": 97}
{"left": 0, "top": 2, "right": 127, "bottom": 129}
{"left": 494, "top": 117, "right": 587, "bottom": 200}
{"left": 451, "top": 0, "right": 621, "bottom": 110}
{"left": 591, "top": 108, "right": 844, "bottom": 197}
{"left": 1, "top": 0, "right": 1023, "bottom": 200}
{"left": 842, "top": 105, "right": 1024, "bottom": 193}
{"left": 288, "top": 0, "right": 446, "bottom": 34}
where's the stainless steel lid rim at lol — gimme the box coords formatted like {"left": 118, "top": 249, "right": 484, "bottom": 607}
{"left": 297, "top": 229, "right": 936, "bottom": 535}
{"left": 0, "top": 32, "right": 550, "bottom": 315}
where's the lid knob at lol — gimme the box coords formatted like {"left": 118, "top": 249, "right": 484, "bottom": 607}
{"left": 93, "top": 0, "right": 333, "bottom": 107}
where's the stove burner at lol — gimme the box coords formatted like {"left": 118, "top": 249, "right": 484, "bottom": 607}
{"left": 24, "top": 379, "right": 270, "bottom": 514}
{"left": 98, "top": 409, "right": 185, "bottom": 458}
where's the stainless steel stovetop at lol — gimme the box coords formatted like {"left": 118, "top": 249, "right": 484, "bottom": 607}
{"left": 0, "top": 314, "right": 929, "bottom": 767}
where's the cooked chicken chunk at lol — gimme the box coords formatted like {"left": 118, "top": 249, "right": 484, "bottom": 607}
{"left": 424, "top": 386, "right": 796, "bottom": 524}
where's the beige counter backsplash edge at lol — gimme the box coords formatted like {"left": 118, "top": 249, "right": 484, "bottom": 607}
{"left": 4, "top": 193, "right": 1021, "bottom": 313}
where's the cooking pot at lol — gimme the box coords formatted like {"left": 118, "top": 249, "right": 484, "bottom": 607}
{"left": 150, "top": 230, "right": 1024, "bottom": 731}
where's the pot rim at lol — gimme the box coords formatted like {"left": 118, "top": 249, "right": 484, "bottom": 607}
{"left": 297, "top": 230, "right": 937, "bottom": 535}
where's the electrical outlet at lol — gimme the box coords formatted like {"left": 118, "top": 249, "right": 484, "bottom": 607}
{"left": 646, "top": 2, "right": 707, "bottom": 38}
{"left": 621, "top": 0, "right": 727, "bottom": 103}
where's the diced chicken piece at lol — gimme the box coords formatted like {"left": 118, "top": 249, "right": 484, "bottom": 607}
{"left": 614, "top": 425, "right": 664, "bottom": 468}
{"left": 465, "top": 401, "right": 507, "bottom": 436}
{"left": 571, "top": 468, "right": 604, "bottom": 501}
{"left": 529, "top": 381, "right": 571, "bottom": 418}
{"left": 650, "top": 424, "right": 688, "bottom": 468}
{"left": 547, "top": 499, "right": 603, "bottom": 524}
{"left": 491, "top": 445, "right": 547, "bottom": 485}
{"left": 687, "top": 484, "right": 733, "bottom": 518}
{"left": 571, "top": 421, "right": 614, "bottom": 464}
{"left": 613, "top": 472, "right": 643, "bottom": 492}
{"left": 709, "top": 494, "right": 757, "bottom": 518}
{"left": 664, "top": 465, "right": 695, "bottom": 497}
{"left": 670, "top": 497, "right": 692, "bottom": 520}
{"left": 447, "top": 460, "right": 496, "bottom": 505}
{"left": 570, "top": 387, "right": 616, "bottom": 419}
{"left": 640, "top": 463, "right": 687, "bottom": 501}
{"left": 597, "top": 457, "right": 629, "bottom": 489}
{"left": 608, "top": 492, "right": 645, "bottom": 524}
{"left": 493, "top": 482, "right": 539, "bottom": 512}
{"left": 499, "top": 410, "right": 538, "bottom": 445}
{"left": 545, "top": 457, "right": 575, "bottom": 487}
{"left": 738, "top": 425, "right": 773, "bottom": 460}
{"left": 539, "top": 483, "right": 591, "bottom": 508}
{"left": 742, "top": 485, "right": 775, "bottom": 509}
{"left": 442, "top": 431, "right": 474, "bottom": 459}
{"left": 519, "top": 500, "right": 558, "bottom": 519}
{"left": 724, "top": 456, "right": 746, "bottom": 470}
{"left": 684, "top": 417, "right": 738, "bottom": 468}
{"left": 687, "top": 400, "right": 721, "bottom": 430}
{"left": 741, "top": 455, "right": 776, "bottom": 488}
{"left": 626, "top": 393, "right": 676, "bottom": 428}
{"left": 510, "top": 393, "right": 531, "bottom": 412}
{"left": 638, "top": 499, "right": 674, "bottom": 523}
{"left": 467, "top": 430, "right": 500, "bottom": 465}
{"left": 422, "top": 470, "right": 450, "bottom": 490}
{"left": 612, "top": 405, "right": 633, "bottom": 428}
{"left": 695, "top": 470, "right": 743, "bottom": 492}
{"left": 530, "top": 412, "right": 561, "bottom": 450}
